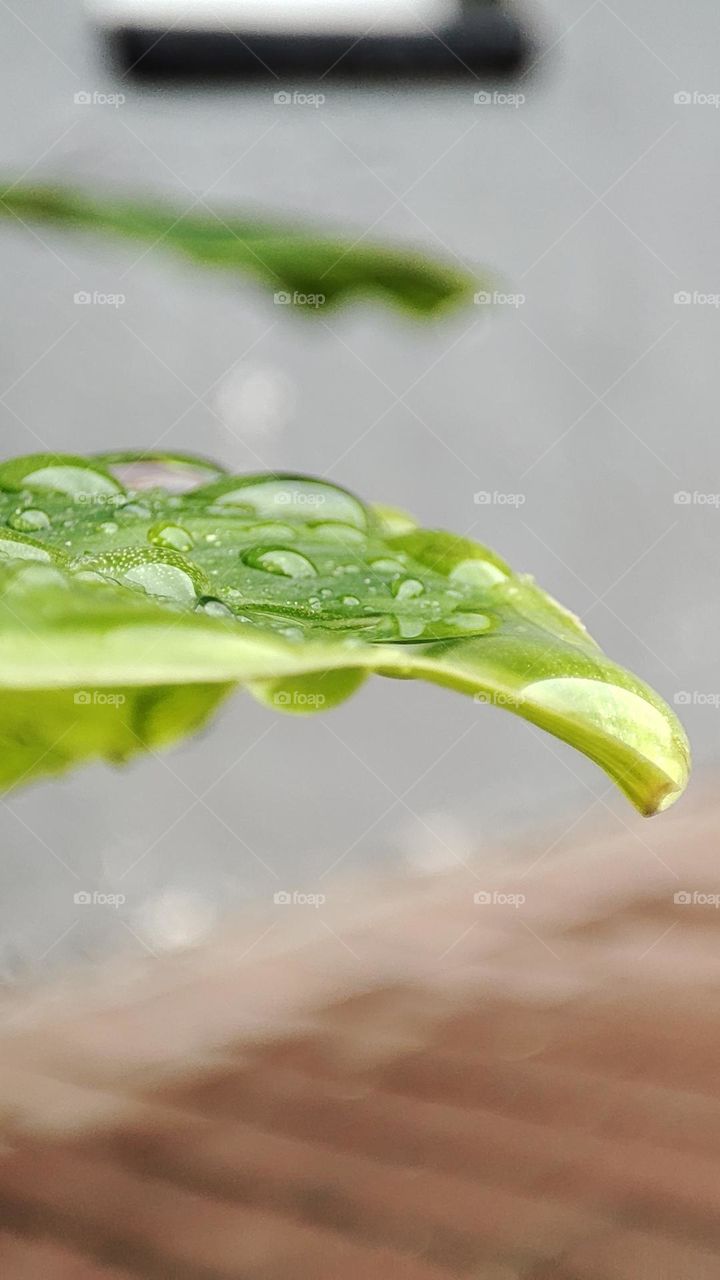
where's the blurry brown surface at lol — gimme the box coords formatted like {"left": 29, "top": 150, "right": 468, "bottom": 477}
{"left": 0, "top": 795, "right": 719, "bottom": 1277}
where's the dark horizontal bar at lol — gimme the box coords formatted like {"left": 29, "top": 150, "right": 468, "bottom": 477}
{"left": 109, "top": 10, "right": 530, "bottom": 79}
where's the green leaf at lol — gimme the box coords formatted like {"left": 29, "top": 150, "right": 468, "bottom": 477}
{"left": 0, "top": 184, "right": 476, "bottom": 316}
{"left": 0, "top": 452, "right": 689, "bottom": 813}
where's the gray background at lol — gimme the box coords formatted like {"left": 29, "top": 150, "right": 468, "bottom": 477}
{"left": 0, "top": 0, "right": 717, "bottom": 975}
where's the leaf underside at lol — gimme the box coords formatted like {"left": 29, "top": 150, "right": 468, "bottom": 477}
{"left": 0, "top": 452, "right": 689, "bottom": 814}
{"left": 0, "top": 185, "right": 476, "bottom": 316}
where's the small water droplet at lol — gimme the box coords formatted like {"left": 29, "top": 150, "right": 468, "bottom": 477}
{"left": 243, "top": 547, "right": 317, "bottom": 579}
{"left": 197, "top": 596, "right": 233, "bottom": 618}
{"left": 99, "top": 521, "right": 119, "bottom": 535}
{"left": 342, "top": 595, "right": 360, "bottom": 607}
{"left": 370, "top": 557, "right": 406, "bottom": 575}
{"left": 8, "top": 508, "right": 50, "bottom": 532}
{"left": 148, "top": 523, "right": 194, "bottom": 553}
{"left": 393, "top": 577, "right": 424, "bottom": 600}
{"left": 449, "top": 559, "right": 508, "bottom": 588}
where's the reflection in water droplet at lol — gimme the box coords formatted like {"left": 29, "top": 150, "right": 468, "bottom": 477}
{"left": 451, "top": 612, "right": 491, "bottom": 631}
{"left": 120, "top": 501, "right": 151, "bottom": 518}
{"left": 370, "top": 558, "right": 406, "bottom": 575}
{"left": 198, "top": 474, "right": 368, "bottom": 530}
{"left": 124, "top": 562, "right": 198, "bottom": 605}
{"left": 393, "top": 578, "right": 424, "bottom": 600}
{"left": 0, "top": 533, "right": 52, "bottom": 562}
{"left": 197, "top": 596, "right": 233, "bottom": 618}
{"left": 243, "top": 547, "right": 317, "bottom": 579}
{"left": 148, "top": 523, "right": 194, "bottom": 552}
{"left": 9, "top": 508, "right": 51, "bottom": 533}
{"left": 449, "top": 559, "right": 508, "bottom": 588}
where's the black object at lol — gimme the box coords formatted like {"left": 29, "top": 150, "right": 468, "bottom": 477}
{"left": 108, "top": 5, "right": 530, "bottom": 79}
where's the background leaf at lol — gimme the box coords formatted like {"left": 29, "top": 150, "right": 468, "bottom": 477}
{"left": 0, "top": 184, "right": 477, "bottom": 316}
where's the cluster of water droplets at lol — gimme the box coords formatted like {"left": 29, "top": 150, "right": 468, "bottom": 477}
{"left": 0, "top": 454, "right": 514, "bottom": 645}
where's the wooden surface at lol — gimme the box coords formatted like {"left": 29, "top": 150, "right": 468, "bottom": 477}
{"left": 0, "top": 793, "right": 718, "bottom": 1277}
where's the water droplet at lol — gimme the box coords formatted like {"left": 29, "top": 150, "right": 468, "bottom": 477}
{"left": 393, "top": 577, "right": 424, "bottom": 600}
{"left": 0, "top": 531, "right": 53, "bottom": 562}
{"left": 119, "top": 501, "right": 151, "bottom": 518}
{"left": 243, "top": 547, "right": 317, "bottom": 579}
{"left": 0, "top": 455, "right": 123, "bottom": 500}
{"left": 195, "top": 474, "right": 368, "bottom": 530}
{"left": 99, "top": 521, "right": 119, "bottom": 535}
{"left": 197, "top": 596, "right": 233, "bottom": 618}
{"left": 342, "top": 595, "right": 360, "bottom": 607}
{"left": 309, "top": 521, "right": 366, "bottom": 546}
{"left": 450, "top": 611, "right": 492, "bottom": 632}
{"left": 148, "top": 523, "right": 194, "bottom": 553}
{"left": 81, "top": 548, "right": 204, "bottom": 607}
{"left": 8, "top": 508, "right": 50, "bottom": 532}
{"left": 449, "top": 559, "right": 508, "bottom": 588}
{"left": 370, "top": 558, "right": 406, "bottom": 575}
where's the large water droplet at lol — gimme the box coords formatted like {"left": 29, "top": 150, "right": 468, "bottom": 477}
{"left": 243, "top": 547, "right": 317, "bottom": 579}
{"left": 81, "top": 548, "right": 203, "bottom": 607}
{"left": 0, "top": 455, "right": 123, "bottom": 500}
{"left": 0, "top": 531, "right": 53, "bottom": 562}
{"left": 8, "top": 508, "right": 51, "bottom": 532}
{"left": 196, "top": 474, "right": 368, "bottom": 530}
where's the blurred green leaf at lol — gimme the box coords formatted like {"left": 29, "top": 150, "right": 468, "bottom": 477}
{"left": 0, "top": 183, "right": 477, "bottom": 316}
